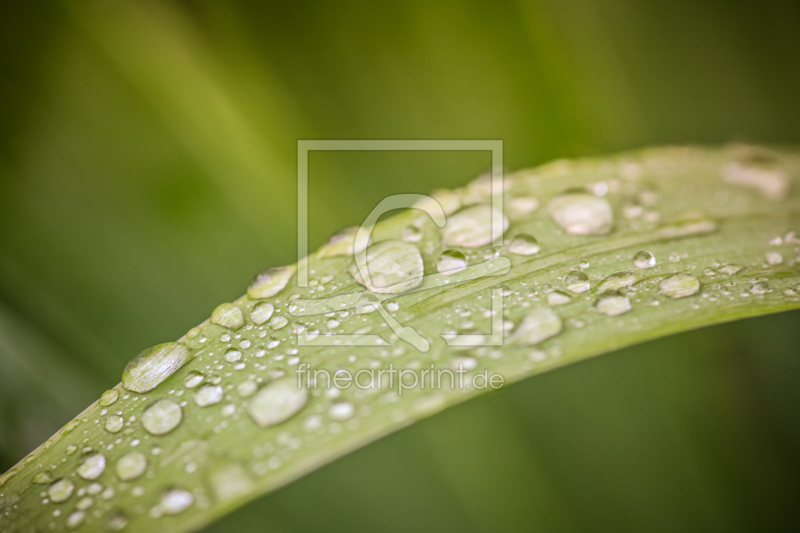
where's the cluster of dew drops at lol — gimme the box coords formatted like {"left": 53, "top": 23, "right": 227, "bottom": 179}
{"left": 3, "top": 146, "right": 800, "bottom": 531}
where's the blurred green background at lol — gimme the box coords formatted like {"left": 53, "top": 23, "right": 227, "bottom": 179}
{"left": 1, "top": 1, "right": 800, "bottom": 531}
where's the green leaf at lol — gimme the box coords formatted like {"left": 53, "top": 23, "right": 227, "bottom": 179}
{"left": 2, "top": 144, "right": 800, "bottom": 533}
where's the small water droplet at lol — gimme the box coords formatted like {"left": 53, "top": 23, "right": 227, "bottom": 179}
{"left": 209, "top": 463, "right": 253, "bottom": 502}
{"left": 269, "top": 315, "right": 289, "bottom": 329}
{"left": 98, "top": 389, "right": 119, "bottom": 407}
{"left": 329, "top": 402, "right": 355, "bottom": 421}
{"left": 723, "top": 153, "right": 790, "bottom": 200}
{"left": 750, "top": 280, "right": 771, "bottom": 295}
{"left": 122, "top": 342, "right": 192, "bottom": 393}
{"left": 594, "top": 293, "right": 632, "bottom": 316}
{"left": 633, "top": 250, "right": 656, "bottom": 269}
{"left": 250, "top": 302, "right": 275, "bottom": 325}
{"left": 659, "top": 273, "right": 700, "bottom": 298}
{"left": 194, "top": 385, "right": 224, "bottom": 407}
{"left": 386, "top": 301, "right": 400, "bottom": 312}
{"left": 436, "top": 250, "right": 468, "bottom": 275}
{"left": 247, "top": 377, "right": 308, "bottom": 428}
{"left": 106, "top": 511, "right": 129, "bottom": 531}
{"left": 211, "top": 303, "right": 245, "bottom": 330}
{"left": 224, "top": 349, "right": 242, "bottom": 363}
{"left": 507, "top": 196, "right": 539, "bottom": 216}
{"left": 508, "top": 307, "right": 562, "bottom": 345}
{"left": 33, "top": 472, "right": 53, "bottom": 484}
{"left": 237, "top": 380, "right": 258, "bottom": 398}
{"left": 105, "top": 415, "right": 124, "bottom": 434}
{"left": 442, "top": 205, "right": 508, "bottom": 247}
{"left": 116, "top": 451, "right": 147, "bottom": 481}
{"left": 248, "top": 265, "right": 296, "bottom": 299}
{"left": 350, "top": 240, "right": 424, "bottom": 294}
{"left": 717, "top": 264, "right": 743, "bottom": 275}
{"left": 669, "top": 253, "right": 681, "bottom": 262}
{"left": 48, "top": 479, "right": 74, "bottom": 503}
{"left": 548, "top": 192, "right": 613, "bottom": 235}
{"left": 546, "top": 290, "right": 572, "bottom": 306}
{"left": 401, "top": 225, "right": 423, "bottom": 243}
{"left": 184, "top": 371, "right": 204, "bottom": 389}
{"left": 765, "top": 251, "right": 783, "bottom": 265}
{"left": 507, "top": 234, "right": 541, "bottom": 256}
{"left": 141, "top": 399, "right": 183, "bottom": 435}
{"left": 66, "top": 510, "right": 85, "bottom": 529}
{"left": 563, "top": 270, "right": 590, "bottom": 293}
{"left": 77, "top": 453, "right": 106, "bottom": 480}
{"left": 597, "top": 271, "right": 637, "bottom": 293}
{"left": 158, "top": 488, "right": 193, "bottom": 515}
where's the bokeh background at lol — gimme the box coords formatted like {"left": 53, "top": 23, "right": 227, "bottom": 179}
{"left": 1, "top": 1, "right": 800, "bottom": 531}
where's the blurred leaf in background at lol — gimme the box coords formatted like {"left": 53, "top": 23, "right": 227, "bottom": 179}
{"left": 1, "top": 0, "right": 800, "bottom": 532}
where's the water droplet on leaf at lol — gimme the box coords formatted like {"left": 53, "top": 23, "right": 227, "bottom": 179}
{"left": 194, "top": 385, "right": 224, "bottom": 407}
{"left": 442, "top": 205, "right": 508, "bottom": 247}
{"left": 122, "top": 342, "right": 192, "bottom": 393}
{"left": 563, "top": 270, "right": 590, "bottom": 293}
{"left": 548, "top": 193, "right": 613, "bottom": 235}
{"left": 141, "top": 399, "right": 183, "bottom": 435}
{"left": 247, "top": 265, "right": 296, "bottom": 299}
{"left": 594, "top": 294, "right": 632, "bottom": 316}
{"left": 247, "top": 377, "right": 308, "bottom": 428}
{"left": 250, "top": 302, "right": 275, "bottom": 325}
{"left": 350, "top": 240, "right": 424, "bottom": 294}
{"left": 211, "top": 303, "right": 245, "bottom": 330}
{"left": 633, "top": 250, "right": 656, "bottom": 269}
{"left": 116, "top": 451, "right": 147, "bottom": 481}
{"left": 659, "top": 273, "right": 700, "bottom": 298}
{"left": 507, "top": 234, "right": 541, "bottom": 256}
{"left": 508, "top": 307, "right": 562, "bottom": 345}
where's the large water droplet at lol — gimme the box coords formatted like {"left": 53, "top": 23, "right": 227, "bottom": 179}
{"left": 507, "top": 234, "right": 541, "bottom": 256}
{"left": 350, "top": 240, "right": 424, "bottom": 294}
{"left": 594, "top": 293, "right": 632, "bottom": 316}
{"left": 141, "top": 399, "right": 183, "bottom": 435}
{"left": 563, "top": 270, "right": 590, "bottom": 293}
{"left": 508, "top": 307, "right": 562, "bottom": 345}
{"left": 98, "top": 389, "right": 119, "bottom": 407}
{"left": 437, "top": 250, "right": 468, "bottom": 275}
{"left": 659, "top": 272, "right": 700, "bottom": 298}
{"left": 251, "top": 302, "right": 275, "bottom": 325}
{"left": 158, "top": 488, "right": 193, "bottom": 515}
{"left": 247, "top": 377, "right": 308, "bottom": 428}
{"left": 442, "top": 205, "right": 508, "bottom": 247}
{"left": 211, "top": 303, "right": 245, "bottom": 330}
{"left": 548, "top": 192, "right": 613, "bottom": 235}
{"left": 194, "top": 385, "right": 224, "bottom": 407}
{"left": 48, "top": 479, "right": 74, "bottom": 503}
{"left": 116, "top": 451, "right": 147, "bottom": 481}
{"left": 122, "top": 342, "right": 192, "bottom": 393}
{"left": 597, "top": 271, "right": 637, "bottom": 293}
{"left": 633, "top": 250, "right": 656, "bottom": 269}
{"left": 247, "top": 265, "right": 296, "bottom": 299}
